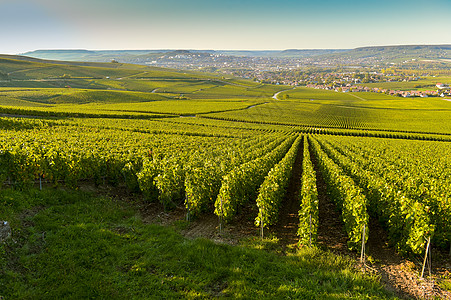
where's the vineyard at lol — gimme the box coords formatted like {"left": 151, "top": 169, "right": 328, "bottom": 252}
{"left": 1, "top": 55, "right": 451, "bottom": 299}
{"left": 1, "top": 116, "right": 449, "bottom": 255}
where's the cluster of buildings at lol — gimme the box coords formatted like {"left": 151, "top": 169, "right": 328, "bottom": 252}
{"left": 306, "top": 82, "right": 451, "bottom": 98}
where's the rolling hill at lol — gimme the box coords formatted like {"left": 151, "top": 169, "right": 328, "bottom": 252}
{"left": 22, "top": 49, "right": 348, "bottom": 62}
{"left": 318, "top": 44, "right": 451, "bottom": 64}
{"left": 22, "top": 45, "right": 451, "bottom": 64}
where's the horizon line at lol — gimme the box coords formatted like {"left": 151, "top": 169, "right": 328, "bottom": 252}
{"left": 15, "top": 43, "right": 451, "bottom": 53}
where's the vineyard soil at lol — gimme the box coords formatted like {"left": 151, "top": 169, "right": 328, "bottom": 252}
{"left": 270, "top": 135, "right": 304, "bottom": 250}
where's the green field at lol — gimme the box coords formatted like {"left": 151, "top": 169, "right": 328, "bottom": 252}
{"left": 1, "top": 55, "right": 450, "bottom": 299}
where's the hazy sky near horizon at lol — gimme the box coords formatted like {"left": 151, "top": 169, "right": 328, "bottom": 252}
{"left": 1, "top": 0, "right": 451, "bottom": 54}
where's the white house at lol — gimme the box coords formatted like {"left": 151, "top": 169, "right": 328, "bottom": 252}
{"left": 436, "top": 83, "right": 449, "bottom": 89}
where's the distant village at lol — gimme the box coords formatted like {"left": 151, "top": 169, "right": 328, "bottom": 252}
{"left": 305, "top": 82, "right": 451, "bottom": 98}
{"left": 142, "top": 52, "right": 451, "bottom": 98}
{"left": 263, "top": 71, "right": 451, "bottom": 98}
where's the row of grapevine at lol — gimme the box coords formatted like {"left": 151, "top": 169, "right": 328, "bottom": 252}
{"left": 200, "top": 114, "right": 451, "bottom": 142}
{"left": 255, "top": 135, "right": 303, "bottom": 233}
{"left": 310, "top": 137, "right": 369, "bottom": 250}
{"left": 184, "top": 134, "right": 289, "bottom": 216}
{"left": 0, "top": 118, "right": 277, "bottom": 205}
{"left": 214, "top": 135, "right": 297, "bottom": 222}
{"left": 337, "top": 138, "right": 450, "bottom": 249}
{"left": 297, "top": 138, "right": 319, "bottom": 246}
{"left": 1, "top": 116, "right": 303, "bottom": 221}
{"left": 316, "top": 136, "right": 440, "bottom": 253}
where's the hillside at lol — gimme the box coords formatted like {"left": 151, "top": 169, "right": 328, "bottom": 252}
{"left": 23, "top": 45, "right": 451, "bottom": 63}
{"left": 319, "top": 44, "right": 451, "bottom": 64}
{"left": 23, "top": 49, "right": 349, "bottom": 62}
{"left": 0, "top": 54, "right": 253, "bottom": 87}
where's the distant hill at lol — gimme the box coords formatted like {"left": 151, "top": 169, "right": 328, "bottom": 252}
{"left": 22, "top": 49, "right": 219, "bottom": 63}
{"left": 319, "top": 45, "right": 451, "bottom": 64}
{"left": 218, "top": 49, "right": 347, "bottom": 58}
{"left": 22, "top": 50, "right": 160, "bottom": 63}
{"left": 21, "top": 45, "right": 451, "bottom": 66}
{"left": 275, "top": 49, "right": 347, "bottom": 58}
{"left": 22, "top": 49, "right": 349, "bottom": 62}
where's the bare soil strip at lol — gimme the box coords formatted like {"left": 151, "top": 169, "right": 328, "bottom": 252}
{"left": 270, "top": 136, "right": 304, "bottom": 250}
{"left": 307, "top": 143, "right": 350, "bottom": 254}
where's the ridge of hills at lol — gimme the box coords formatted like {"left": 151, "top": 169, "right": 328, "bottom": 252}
{"left": 320, "top": 44, "right": 451, "bottom": 63}
{"left": 22, "top": 49, "right": 348, "bottom": 61}
{"left": 21, "top": 45, "right": 451, "bottom": 65}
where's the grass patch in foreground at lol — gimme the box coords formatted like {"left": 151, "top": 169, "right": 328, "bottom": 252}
{"left": 0, "top": 189, "right": 396, "bottom": 299}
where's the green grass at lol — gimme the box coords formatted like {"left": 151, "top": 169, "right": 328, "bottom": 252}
{"left": 0, "top": 188, "right": 396, "bottom": 299}
{"left": 439, "top": 279, "right": 451, "bottom": 292}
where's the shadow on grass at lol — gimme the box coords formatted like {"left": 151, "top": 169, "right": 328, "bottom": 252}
{"left": 0, "top": 188, "right": 397, "bottom": 299}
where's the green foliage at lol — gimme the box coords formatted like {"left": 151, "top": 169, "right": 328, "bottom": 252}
{"left": 255, "top": 135, "right": 302, "bottom": 229}
{"left": 316, "top": 135, "right": 443, "bottom": 254}
{"left": 136, "top": 158, "right": 159, "bottom": 201}
{"left": 297, "top": 137, "right": 319, "bottom": 246}
{"left": 184, "top": 135, "right": 290, "bottom": 217}
{"left": 153, "top": 156, "right": 186, "bottom": 209}
{"left": 214, "top": 135, "right": 296, "bottom": 222}
{"left": 205, "top": 87, "right": 451, "bottom": 135}
{"left": 184, "top": 159, "right": 222, "bottom": 216}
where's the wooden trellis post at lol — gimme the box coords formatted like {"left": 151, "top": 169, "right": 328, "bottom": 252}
{"left": 360, "top": 224, "right": 366, "bottom": 265}
{"left": 309, "top": 214, "right": 312, "bottom": 248}
{"left": 420, "top": 236, "right": 432, "bottom": 279}
{"left": 185, "top": 195, "right": 191, "bottom": 223}
{"left": 219, "top": 196, "right": 223, "bottom": 235}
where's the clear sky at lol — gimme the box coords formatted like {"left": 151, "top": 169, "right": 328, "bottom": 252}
{"left": 1, "top": 0, "right": 451, "bottom": 54}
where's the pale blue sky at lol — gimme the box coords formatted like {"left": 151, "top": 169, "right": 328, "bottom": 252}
{"left": 1, "top": 0, "right": 450, "bottom": 54}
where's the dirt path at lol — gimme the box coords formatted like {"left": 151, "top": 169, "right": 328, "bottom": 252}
{"left": 308, "top": 143, "right": 350, "bottom": 255}
{"left": 270, "top": 136, "right": 304, "bottom": 250}
{"left": 349, "top": 93, "right": 368, "bottom": 101}
{"left": 272, "top": 87, "right": 296, "bottom": 100}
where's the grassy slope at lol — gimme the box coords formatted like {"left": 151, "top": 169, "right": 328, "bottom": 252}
{"left": 0, "top": 55, "right": 252, "bottom": 82}
{"left": 0, "top": 188, "right": 395, "bottom": 299}
{"left": 0, "top": 55, "right": 277, "bottom": 112}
